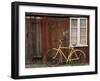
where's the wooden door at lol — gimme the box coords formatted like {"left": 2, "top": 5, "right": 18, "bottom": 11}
{"left": 25, "top": 16, "right": 42, "bottom": 64}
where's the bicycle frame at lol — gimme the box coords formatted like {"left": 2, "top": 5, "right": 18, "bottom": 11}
{"left": 52, "top": 40, "right": 79, "bottom": 63}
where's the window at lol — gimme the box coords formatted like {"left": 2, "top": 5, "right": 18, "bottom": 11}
{"left": 70, "top": 17, "right": 87, "bottom": 47}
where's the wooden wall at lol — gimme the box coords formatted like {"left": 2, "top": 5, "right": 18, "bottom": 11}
{"left": 25, "top": 15, "right": 89, "bottom": 65}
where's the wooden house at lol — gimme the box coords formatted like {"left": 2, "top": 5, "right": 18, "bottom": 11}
{"left": 25, "top": 13, "right": 89, "bottom": 66}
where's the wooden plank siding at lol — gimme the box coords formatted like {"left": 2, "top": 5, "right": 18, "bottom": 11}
{"left": 41, "top": 17, "right": 49, "bottom": 63}
{"left": 25, "top": 15, "right": 89, "bottom": 65}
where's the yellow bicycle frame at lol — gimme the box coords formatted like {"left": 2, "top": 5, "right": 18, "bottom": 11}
{"left": 52, "top": 40, "right": 80, "bottom": 63}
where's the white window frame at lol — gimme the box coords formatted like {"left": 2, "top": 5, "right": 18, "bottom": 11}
{"left": 70, "top": 17, "right": 88, "bottom": 47}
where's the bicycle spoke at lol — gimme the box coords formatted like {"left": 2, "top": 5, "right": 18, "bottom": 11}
{"left": 69, "top": 50, "right": 86, "bottom": 65}
{"left": 46, "top": 49, "right": 61, "bottom": 66}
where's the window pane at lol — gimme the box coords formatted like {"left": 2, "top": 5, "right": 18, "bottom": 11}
{"left": 71, "top": 19, "right": 77, "bottom": 28}
{"left": 80, "top": 19, "right": 86, "bottom": 28}
{"left": 80, "top": 28, "right": 86, "bottom": 36}
{"left": 80, "top": 36, "right": 86, "bottom": 44}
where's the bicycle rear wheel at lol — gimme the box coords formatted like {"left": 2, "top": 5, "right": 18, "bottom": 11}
{"left": 46, "top": 49, "right": 61, "bottom": 67}
{"left": 69, "top": 50, "right": 86, "bottom": 65}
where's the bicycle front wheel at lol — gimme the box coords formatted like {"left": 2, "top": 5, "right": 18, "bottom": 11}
{"left": 46, "top": 49, "right": 61, "bottom": 67}
{"left": 69, "top": 50, "right": 86, "bottom": 65}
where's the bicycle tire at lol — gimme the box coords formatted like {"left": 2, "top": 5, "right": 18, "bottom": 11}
{"left": 69, "top": 49, "right": 86, "bottom": 65}
{"left": 46, "top": 49, "right": 61, "bottom": 67}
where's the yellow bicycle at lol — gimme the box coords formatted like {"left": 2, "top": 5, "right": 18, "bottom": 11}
{"left": 46, "top": 40, "right": 86, "bottom": 66}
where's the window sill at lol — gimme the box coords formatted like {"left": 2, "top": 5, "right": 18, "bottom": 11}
{"left": 70, "top": 44, "right": 88, "bottom": 47}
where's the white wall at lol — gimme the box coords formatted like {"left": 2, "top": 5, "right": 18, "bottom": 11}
{"left": 0, "top": 0, "right": 99, "bottom": 81}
